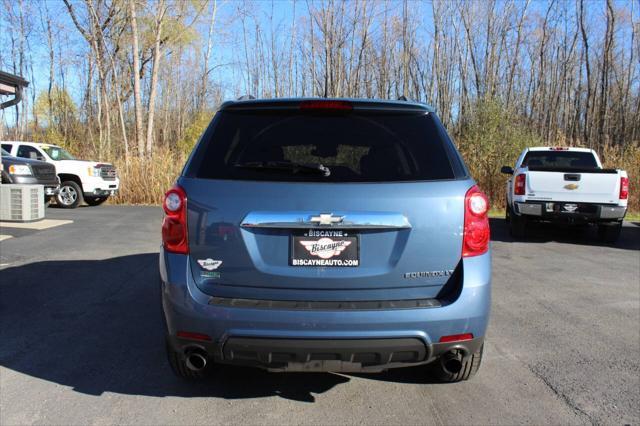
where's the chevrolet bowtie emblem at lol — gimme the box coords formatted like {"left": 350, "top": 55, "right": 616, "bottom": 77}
{"left": 309, "top": 213, "right": 344, "bottom": 225}
{"left": 564, "top": 184, "right": 579, "bottom": 190}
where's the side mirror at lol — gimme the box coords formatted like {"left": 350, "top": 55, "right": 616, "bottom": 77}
{"left": 500, "top": 166, "right": 514, "bottom": 175}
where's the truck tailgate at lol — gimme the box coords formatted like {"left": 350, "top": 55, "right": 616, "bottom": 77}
{"left": 527, "top": 170, "right": 620, "bottom": 204}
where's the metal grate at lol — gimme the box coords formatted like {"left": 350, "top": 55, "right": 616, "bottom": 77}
{"left": 30, "top": 187, "right": 39, "bottom": 219}
{"left": 10, "top": 188, "right": 22, "bottom": 220}
{"left": 31, "top": 164, "right": 56, "bottom": 178}
{"left": 100, "top": 166, "right": 116, "bottom": 180}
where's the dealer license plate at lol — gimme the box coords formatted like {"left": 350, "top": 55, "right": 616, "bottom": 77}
{"left": 290, "top": 230, "right": 359, "bottom": 267}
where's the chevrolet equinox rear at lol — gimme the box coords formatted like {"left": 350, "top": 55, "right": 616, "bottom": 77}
{"left": 160, "top": 98, "right": 491, "bottom": 382}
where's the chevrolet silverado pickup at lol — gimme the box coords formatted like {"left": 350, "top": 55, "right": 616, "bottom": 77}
{"left": 501, "top": 147, "right": 628, "bottom": 242}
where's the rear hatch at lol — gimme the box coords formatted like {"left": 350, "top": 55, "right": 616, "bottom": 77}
{"left": 522, "top": 150, "right": 620, "bottom": 204}
{"left": 180, "top": 101, "right": 472, "bottom": 301}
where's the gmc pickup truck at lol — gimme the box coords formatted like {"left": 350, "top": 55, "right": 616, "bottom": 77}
{"left": 502, "top": 147, "right": 628, "bottom": 242}
{"left": 1, "top": 141, "right": 119, "bottom": 208}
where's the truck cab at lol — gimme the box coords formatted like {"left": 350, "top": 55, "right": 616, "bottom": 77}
{"left": 1, "top": 141, "right": 119, "bottom": 208}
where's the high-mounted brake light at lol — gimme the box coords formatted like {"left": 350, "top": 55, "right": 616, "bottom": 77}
{"left": 619, "top": 177, "right": 629, "bottom": 200}
{"left": 162, "top": 185, "right": 188, "bottom": 254}
{"left": 549, "top": 147, "right": 569, "bottom": 151}
{"left": 439, "top": 333, "right": 474, "bottom": 343}
{"left": 514, "top": 173, "right": 526, "bottom": 195}
{"left": 300, "top": 100, "right": 353, "bottom": 111}
{"left": 462, "top": 186, "right": 490, "bottom": 258}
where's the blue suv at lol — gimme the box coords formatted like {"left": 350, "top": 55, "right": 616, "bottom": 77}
{"left": 160, "top": 98, "right": 491, "bottom": 382}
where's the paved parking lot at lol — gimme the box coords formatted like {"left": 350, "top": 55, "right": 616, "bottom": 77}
{"left": 1, "top": 206, "right": 638, "bottom": 425}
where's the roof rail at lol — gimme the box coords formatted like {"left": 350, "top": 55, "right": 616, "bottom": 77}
{"left": 237, "top": 95, "right": 256, "bottom": 101}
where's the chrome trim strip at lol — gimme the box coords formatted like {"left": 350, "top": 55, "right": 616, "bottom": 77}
{"left": 240, "top": 211, "right": 412, "bottom": 229}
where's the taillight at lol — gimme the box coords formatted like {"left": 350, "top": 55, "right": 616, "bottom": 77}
{"left": 463, "top": 185, "right": 490, "bottom": 258}
{"left": 514, "top": 173, "right": 526, "bottom": 195}
{"left": 619, "top": 177, "right": 629, "bottom": 200}
{"left": 162, "top": 185, "right": 188, "bottom": 254}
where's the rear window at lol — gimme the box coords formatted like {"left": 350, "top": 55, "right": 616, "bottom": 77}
{"left": 187, "top": 110, "right": 465, "bottom": 182}
{"left": 522, "top": 151, "right": 599, "bottom": 169}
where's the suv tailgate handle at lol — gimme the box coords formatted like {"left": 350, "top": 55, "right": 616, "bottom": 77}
{"left": 240, "top": 211, "right": 412, "bottom": 230}
{"left": 564, "top": 173, "right": 581, "bottom": 181}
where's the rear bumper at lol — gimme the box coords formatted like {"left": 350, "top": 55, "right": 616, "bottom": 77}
{"left": 160, "top": 249, "right": 491, "bottom": 371}
{"left": 165, "top": 334, "right": 484, "bottom": 372}
{"left": 514, "top": 201, "right": 626, "bottom": 221}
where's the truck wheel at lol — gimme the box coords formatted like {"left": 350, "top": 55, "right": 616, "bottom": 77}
{"left": 166, "top": 338, "right": 211, "bottom": 380}
{"left": 431, "top": 344, "right": 484, "bottom": 383}
{"left": 56, "top": 181, "right": 83, "bottom": 209}
{"left": 85, "top": 196, "right": 108, "bottom": 206}
{"left": 597, "top": 222, "right": 622, "bottom": 243}
{"left": 509, "top": 207, "right": 527, "bottom": 239}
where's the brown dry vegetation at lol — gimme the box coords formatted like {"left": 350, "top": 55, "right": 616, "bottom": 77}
{"left": 102, "top": 137, "right": 639, "bottom": 213}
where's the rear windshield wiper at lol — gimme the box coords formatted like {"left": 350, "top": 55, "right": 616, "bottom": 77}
{"left": 233, "top": 161, "right": 331, "bottom": 177}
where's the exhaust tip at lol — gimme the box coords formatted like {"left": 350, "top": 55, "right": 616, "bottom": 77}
{"left": 441, "top": 351, "right": 463, "bottom": 375}
{"left": 185, "top": 350, "right": 208, "bottom": 372}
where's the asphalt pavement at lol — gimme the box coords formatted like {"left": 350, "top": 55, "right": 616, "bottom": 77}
{"left": 0, "top": 206, "right": 638, "bottom": 425}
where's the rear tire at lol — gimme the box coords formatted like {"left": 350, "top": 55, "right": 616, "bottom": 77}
{"left": 509, "top": 207, "right": 527, "bottom": 239}
{"left": 166, "top": 338, "right": 210, "bottom": 380}
{"left": 431, "top": 344, "right": 484, "bottom": 383}
{"left": 85, "top": 196, "right": 108, "bottom": 206}
{"left": 56, "top": 181, "right": 83, "bottom": 209}
{"left": 597, "top": 222, "right": 622, "bottom": 243}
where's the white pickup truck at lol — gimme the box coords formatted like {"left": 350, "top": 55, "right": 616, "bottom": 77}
{"left": 502, "top": 147, "right": 628, "bottom": 242}
{"left": 1, "top": 141, "right": 120, "bottom": 208}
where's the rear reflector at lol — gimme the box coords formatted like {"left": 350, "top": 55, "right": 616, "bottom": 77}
{"left": 439, "top": 333, "right": 474, "bottom": 343}
{"left": 300, "top": 100, "right": 353, "bottom": 111}
{"left": 177, "top": 331, "right": 212, "bottom": 342}
{"left": 620, "top": 177, "right": 629, "bottom": 200}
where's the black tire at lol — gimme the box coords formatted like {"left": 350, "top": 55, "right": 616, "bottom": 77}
{"left": 85, "top": 196, "right": 108, "bottom": 206}
{"left": 56, "top": 180, "right": 83, "bottom": 209}
{"left": 509, "top": 207, "right": 527, "bottom": 239}
{"left": 166, "top": 338, "right": 210, "bottom": 380}
{"left": 597, "top": 222, "right": 622, "bottom": 243}
{"left": 431, "top": 344, "right": 484, "bottom": 383}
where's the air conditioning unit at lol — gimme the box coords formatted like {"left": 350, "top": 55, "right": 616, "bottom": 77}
{"left": 0, "top": 184, "right": 45, "bottom": 222}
